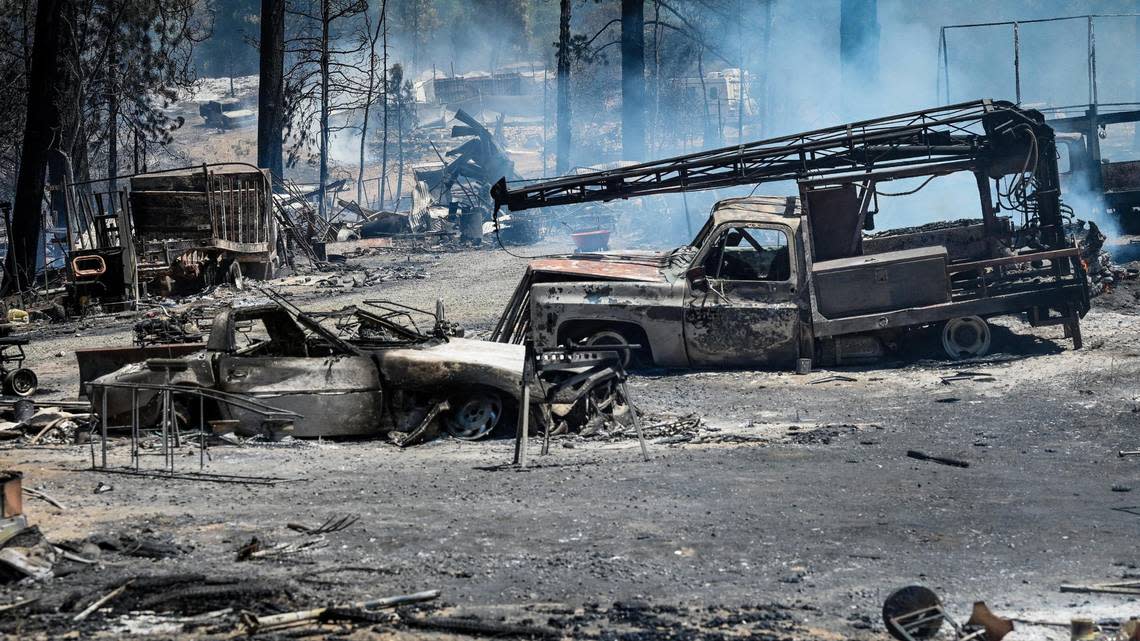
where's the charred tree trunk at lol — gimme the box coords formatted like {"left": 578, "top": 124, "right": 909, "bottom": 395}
{"left": 379, "top": 19, "right": 389, "bottom": 207}
{"left": 757, "top": 0, "right": 773, "bottom": 137}
{"left": 357, "top": 1, "right": 384, "bottom": 205}
{"left": 395, "top": 90, "right": 404, "bottom": 206}
{"left": 317, "top": 0, "right": 331, "bottom": 220}
{"left": 107, "top": 43, "right": 119, "bottom": 192}
{"left": 257, "top": 0, "right": 286, "bottom": 180}
{"left": 839, "top": 0, "right": 879, "bottom": 117}
{"left": 555, "top": 0, "right": 571, "bottom": 174}
{"left": 620, "top": 0, "right": 645, "bottom": 161}
{"left": 5, "top": 0, "right": 68, "bottom": 295}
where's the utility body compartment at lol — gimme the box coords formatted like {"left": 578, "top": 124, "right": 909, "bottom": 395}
{"left": 812, "top": 246, "right": 950, "bottom": 318}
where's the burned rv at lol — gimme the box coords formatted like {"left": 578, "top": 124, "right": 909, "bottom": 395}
{"left": 492, "top": 100, "right": 1090, "bottom": 368}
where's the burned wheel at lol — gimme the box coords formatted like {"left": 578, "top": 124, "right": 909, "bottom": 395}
{"left": 445, "top": 392, "right": 504, "bottom": 440}
{"left": 585, "top": 329, "right": 634, "bottom": 368}
{"left": 3, "top": 368, "right": 37, "bottom": 397}
{"left": 940, "top": 316, "right": 991, "bottom": 359}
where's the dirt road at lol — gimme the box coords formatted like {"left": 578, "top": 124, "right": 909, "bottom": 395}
{"left": 1, "top": 245, "right": 1138, "bottom": 640}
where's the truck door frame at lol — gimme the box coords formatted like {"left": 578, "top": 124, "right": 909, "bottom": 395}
{"left": 682, "top": 222, "right": 803, "bottom": 368}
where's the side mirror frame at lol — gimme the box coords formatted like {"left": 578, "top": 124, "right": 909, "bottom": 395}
{"left": 686, "top": 265, "right": 708, "bottom": 292}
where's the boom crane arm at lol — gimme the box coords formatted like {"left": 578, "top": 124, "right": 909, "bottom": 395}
{"left": 491, "top": 99, "right": 1067, "bottom": 248}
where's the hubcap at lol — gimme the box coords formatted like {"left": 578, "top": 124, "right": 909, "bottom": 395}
{"left": 445, "top": 393, "right": 503, "bottom": 440}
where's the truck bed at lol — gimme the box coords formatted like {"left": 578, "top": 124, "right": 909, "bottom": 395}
{"left": 811, "top": 247, "right": 1089, "bottom": 338}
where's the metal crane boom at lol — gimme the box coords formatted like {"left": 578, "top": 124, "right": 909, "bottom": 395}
{"left": 491, "top": 99, "right": 1065, "bottom": 246}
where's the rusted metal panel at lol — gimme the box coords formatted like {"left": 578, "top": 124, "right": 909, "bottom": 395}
{"left": 529, "top": 258, "right": 666, "bottom": 282}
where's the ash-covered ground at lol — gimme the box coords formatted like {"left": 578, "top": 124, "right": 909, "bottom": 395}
{"left": 1, "top": 244, "right": 1138, "bottom": 640}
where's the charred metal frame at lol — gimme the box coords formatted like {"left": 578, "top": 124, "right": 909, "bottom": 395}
{"left": 88, "top": 377, "right": 301, "bottom": 482}
{"left": 493, "top": 100, "right": 1068, "bottom": 248}
{"left": 937, "top": 14, "right": 1140, "bottom": 228}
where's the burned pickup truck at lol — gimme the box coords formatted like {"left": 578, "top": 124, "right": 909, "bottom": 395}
{"left": 491, "top": 100, "right": 1090, "bottom": 368}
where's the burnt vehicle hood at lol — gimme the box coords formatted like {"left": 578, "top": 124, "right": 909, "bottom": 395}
{"left": 370, "top": 337, "right": 525, "bottom": 399}
{"left": 528, "top": 252, "right": 671, "bottom": 283}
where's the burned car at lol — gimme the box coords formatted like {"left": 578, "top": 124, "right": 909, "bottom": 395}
{"left": 90, "top": 297, "right": 526, "bottom": 441}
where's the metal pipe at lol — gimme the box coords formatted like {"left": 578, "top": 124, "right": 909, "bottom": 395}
{"left": 131, "top": 387, "right": 139, "bottom": 471}
{"left": 1012, "top": 22, "right": 1021, "bottom": 104}
{"left": 100, "top": 391, "right": 108, "bottom": 469}
{"left": 1087, "top": 16, "right": 1098, "bottom": 107}
{"left": 199, "top": 394, "right": 205, "bottom": 471}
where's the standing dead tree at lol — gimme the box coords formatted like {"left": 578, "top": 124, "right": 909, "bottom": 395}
{"left": 620, "top": 0, "right": 645, "bottom": 161}
{"left": 283, "top": 0, "right": 367, "bottom": 219}
{"left": 383, "top": 63, "right": 415, "bottom": 207}
{"left": 555, "top": 0, "right": 571, "bottom": 173}
{"left": 353, "top": 0, "right": 384, "bottom": 204}
{"left": 0, "top": 2, "right": 34, "bottom": 199}
{"left": 258, "top": 0, "right": 286, "bottom": 179}
{"left": 5, "top": 0, "right": 71, "bottom": 295}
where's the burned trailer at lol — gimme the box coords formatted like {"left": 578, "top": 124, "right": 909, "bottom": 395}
{"left": 128, "top": 164, "right": 282, "bottom": 288}
{"left": 61, "top": 163, "right": 283, "bottom": 307}
{"left": 492, "top": 100, "right": 1090, "bottom": 369}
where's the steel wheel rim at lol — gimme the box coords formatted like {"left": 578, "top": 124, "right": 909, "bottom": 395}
{"left": 7, "top": 369, "right": 36, "bottom": 397}
{"left": 941, "top": 316, "right": 991, "bottom": 359}
{"left": 445, "top": 393, "right": 503, "bottom": 440}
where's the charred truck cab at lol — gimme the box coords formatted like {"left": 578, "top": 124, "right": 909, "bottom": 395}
{"left": 491, "top": 100, "right": 1090, "bottom": 369}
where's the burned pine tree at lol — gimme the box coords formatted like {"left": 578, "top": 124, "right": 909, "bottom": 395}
{"left": 5, "top": 0, "right": 71, "bottom": 295}
{"left": 555, "top": 0, "right": 571, "bottom": 173}
{"left": 91, "top": 2, "right": 201, "bottom": 181}
{"left": 620, "top": 0, "right": 645, "bottom": 161}
{"left": 258, "top": 0, "right": 287, "bottom": 179}
{"left": 354, "top": 0, "right": 385, "bottom": 204}
{"left": 282, "top": 0, "right": 368, "bottom": 219}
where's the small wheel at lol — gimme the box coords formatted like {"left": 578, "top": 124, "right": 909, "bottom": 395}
{"left": 445, "top": 392, "right": 504, "bottom": 440}
{"left": 585, "top": 329, "right": 634, "bottom": 368}
{"left": 882, "top": 585, "right": 943, "bottom": 641}
{"left": 3, "top": 368, "right": 38, "bottom": 397}
{"left": 941, "top": 316, "right": 991, "bottom": 359}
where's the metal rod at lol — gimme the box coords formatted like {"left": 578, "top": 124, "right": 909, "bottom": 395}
{"left": 199, "top": 394, "right": 205, "bottom": 471}
{"left": 1087, "top": 16, "right": 1098, "bottom": 107}
{"left": 1012, "top": 22, "right": 1021, "bottom": 104}
{"left": 100, "top": 391, "right": 108, "bottom": 469}
{"left": 513, "top": 342, "right": 533, "bottom": 467}
{"left": 621, "top": 380, "right": 650, "bottom": 462}
{"left": 131, "top": 387, "right": 139, "bottom": 471}
{"left": 941, "top": 12, "right": 1140, "bottom": 31}
{"left": 161, "top": 386, "right": 170, "bottom": 473}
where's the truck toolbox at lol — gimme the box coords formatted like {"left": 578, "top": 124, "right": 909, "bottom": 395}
{"left": 813, "top": 246, "right": 951, "bottom": 318}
